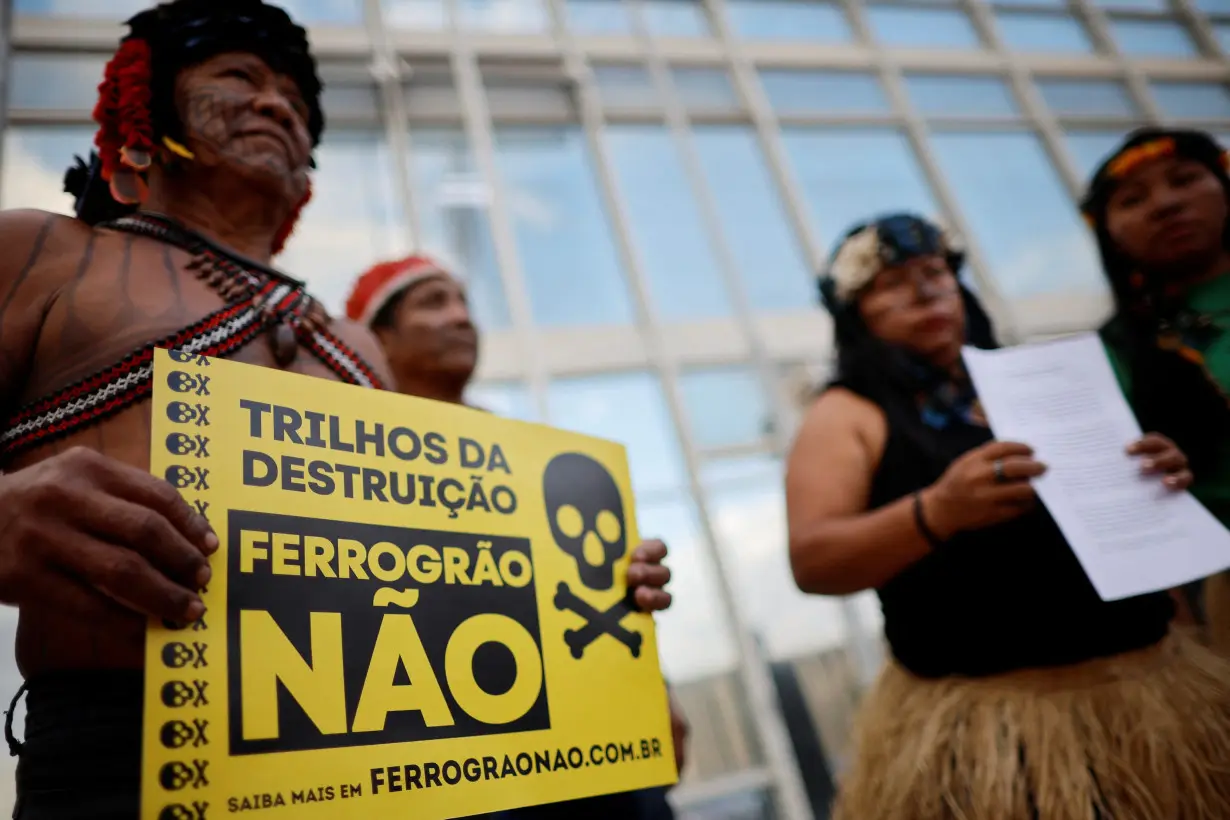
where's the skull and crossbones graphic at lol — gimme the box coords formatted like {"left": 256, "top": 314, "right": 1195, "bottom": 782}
{"left": 158, "top": 802, "right": 209, "bottom": 820}
{"left": 543, "top": 453, "right": 642, "bottom": 660}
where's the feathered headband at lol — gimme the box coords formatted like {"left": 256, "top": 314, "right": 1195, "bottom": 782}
{"left": 820, "top": 213, "right": 966, "bottom": 306}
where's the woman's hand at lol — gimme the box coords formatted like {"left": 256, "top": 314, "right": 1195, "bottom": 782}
{"left": 1128, "top": 433, "right": 1192, "bottom": 490}
{"left": 921, "top": 440, "right": 1047, "bottom": 540}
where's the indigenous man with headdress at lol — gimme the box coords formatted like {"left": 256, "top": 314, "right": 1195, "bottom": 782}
{"left": 784, "top": 212, "right": 1230, "bottom": 819}
{"left": 0, "top": 2, "right": 675, "bottom": 817}
{"left": 0, "top": 4, "right": 390, "bottom": 816}
{"left": 1083, "top": 127, "right": 1230, "bottom": 655}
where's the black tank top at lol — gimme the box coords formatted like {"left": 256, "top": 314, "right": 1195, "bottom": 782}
{"left": 858, "top": 389, "right": 1173, "bottom": 679}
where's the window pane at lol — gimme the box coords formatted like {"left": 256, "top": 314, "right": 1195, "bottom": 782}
{"left": 466, "top": 382, "right": 537, "bottom": 421}
{"left": 929, "top": 131, "right": 1104, "bottom": 296}
{"left": 1216, "top": 24, "right": 1230, "bottom": 54}
{"left": 1064, "top": 130, "right": 1128, "bottom": 181}
{"left": 1109, "top": 19, "right": 1198, "bottom": 57}
{"left": 321, "top": 80, "right": 381, "bottom": 121}
{"left": 566, "top": 0, "right": 633, "bottom": 33}
{"left": 760, "top": 70, "right": 890, "bottom": 115}
{"left": 703, "top": 456, "right": 855, "bottom": 661}
{"left": 382, "top": 0, "right": 448, "bottom": 28}
{"left": 0, "top": 125, "right": 93, "bottom": 214}
{"left": 726, "top": 0, "right": 853, "bottom": 41}
{"left": 995, "top": 12, "right": 1093, "bottom": 53}
{"left": 905, "top": 75, "right": 1019, "bottom": 117}
{"left": 593, "top": 64, "right": 658, "bottom": 107}
{"left": 1196, "top": 0, "right": 1230, "bottom": 13}
{"left": 867, "top": 7, "right": 982, "bottom": 49}
{"left": 681, "top": 787, "right": 776, "bottom": 819}
{"left": 274, "top": 0, "right": 364, "bottom": 23}
{"left": 459, "top": 0, "right": 550, "bottom": 31}
{"left": 638, "top": 496, "right": 740, "bottom": 683}
{"left": 1090, "top": 0, "right": 1167, "bottom": 8}
{"left": 780, "top": 128, "right": 939, "bottom": 251}
{"left": 279, "top": 131, "right": 410, "bottom": 315}
{"left": 642, "top": 0, "right": 710, "bottom": 36}
{"left": 1036, "top": 78, "right": 1137, "bottom": 117}
{"left": 606, "top": 126, "right": 733, "bottom": 320}
{"left": 484, "top": 76, "right": 575, "bottom": 120}
{"left": 495, "top": 127, "right": 635, "bottom": 326}
{"left": 14, "top": 0, "right": 147, "bottom": 16}
{"left": 692, "top": 126, "right": 815, "bottom": 311}
{"left": 407, "top": 129, "right": 511, "bottom": 332}
{"left": 547, "top": 371, "right": 687, "bottom": 496}
{"left": 672, "top": 68, "right": 739, "bottom": 109}
{"left": 403, "top": 65, "right": 459, "bottom": 120}
{"left": 1150, "top": 81, "right": 1230, "bottom": 119}
{"left": 8, "top": 53, "right": 107, "bottom": 111}
{"left": 680, "top": 368, "right": 772, "bottom": 449}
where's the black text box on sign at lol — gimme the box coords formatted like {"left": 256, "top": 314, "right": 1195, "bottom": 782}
{"left": 226, "top": 509, "right": 549, "bottom": 756}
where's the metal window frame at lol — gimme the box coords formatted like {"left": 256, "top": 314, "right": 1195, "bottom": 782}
{"left": 542, "top": 1, "right": 814, "bottom": 815}
{"left": 364, "top": 0, "right": 422, "bottom": 245}
{"left": 444, "top": 0, "right": 555, "bottom": 420}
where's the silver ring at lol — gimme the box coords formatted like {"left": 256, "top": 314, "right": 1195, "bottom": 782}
{"left": 993, "top": 458, "right": 1006, "bottom": 483}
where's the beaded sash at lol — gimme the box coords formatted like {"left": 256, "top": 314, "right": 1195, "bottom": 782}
{"left": 0, "top": 220, "right": 385, "bottom": 464}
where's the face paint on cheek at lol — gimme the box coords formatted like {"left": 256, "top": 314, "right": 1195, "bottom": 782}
{"left": 182, "top": 86, "right": 250, "bottom": 158}
{"left": 181, "top": 84, "right": 305, "bottom": 180}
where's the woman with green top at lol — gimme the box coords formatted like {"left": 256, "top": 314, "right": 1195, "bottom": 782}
{"left": 1083, "top": 127, "right": 1230, "bottom": 651}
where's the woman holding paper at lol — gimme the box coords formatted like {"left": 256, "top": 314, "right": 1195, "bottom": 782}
{"left": 1082, "top": 128, "right": 1230, "bottom": 654}
{"left": 784, "top": 213, "right": 1230, "bottom": 820}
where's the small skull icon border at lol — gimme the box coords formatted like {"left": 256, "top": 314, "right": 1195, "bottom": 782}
{"left": 543, "top": 453, "right": 643, "bottom": 660}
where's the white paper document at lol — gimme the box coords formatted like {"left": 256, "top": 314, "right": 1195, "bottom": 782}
{"left": 962, "top": 332, "right": 1230, "bottom": 601}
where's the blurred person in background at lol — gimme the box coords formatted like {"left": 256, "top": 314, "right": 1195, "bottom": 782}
{"left": 784, "top": 212, "right": 1230, "bottom": 820}
{"left": 346, "top": 255, "right": 689, "bottom": 820}
{"left": 1085, "top": 127, "right": 1230, "bottom": 654}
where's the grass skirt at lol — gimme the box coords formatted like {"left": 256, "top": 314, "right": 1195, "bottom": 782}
{"left": 832, "top": 631, "right": 1230, "bottom": 820}
{"left": 1205, "top": 572, "right": 1230, "bottom": 657}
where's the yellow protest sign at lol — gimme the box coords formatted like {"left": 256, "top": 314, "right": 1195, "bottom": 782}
{"left": 142, "top": 348, "right": 676, "bottom": 820}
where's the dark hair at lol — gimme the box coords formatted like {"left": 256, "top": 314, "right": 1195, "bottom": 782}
{"left": 370, "top": 286, "right": 409, "bottom": 331}
{"left": 818, "top": 213, "right": 997, "bottom": 467}
{"left": 126, "top": 0, "right": 324, "bottom": 151}
{"left": 64, "top": 0, "right": 323, "bottom": 251}
{"left": 1082, "top": 127, "right": 1230, "bottom": 478}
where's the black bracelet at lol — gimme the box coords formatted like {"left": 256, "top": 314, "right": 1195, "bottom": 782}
{"left": 913, "top": 491, "right": 946, "bottom": 549}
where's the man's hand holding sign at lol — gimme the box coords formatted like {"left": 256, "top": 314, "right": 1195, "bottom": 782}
{"left": 0, "top": 447, "right": 217, "bottom": 627}
{"left": 143, "top": 349, "right": 678, "bottom": 820}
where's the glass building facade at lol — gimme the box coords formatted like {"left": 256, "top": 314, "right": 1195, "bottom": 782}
{"left": 1, "top": 0, "right": 1229, "bottom": 816}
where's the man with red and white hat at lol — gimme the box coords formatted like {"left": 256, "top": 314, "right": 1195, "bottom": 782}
{"left": 346, "top": 253, "right": 479, "bottom": 406}
{"left": 346, "top": 255, "right": 688, "bottom": 819}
